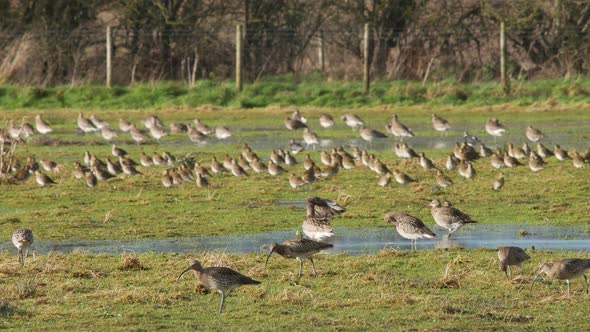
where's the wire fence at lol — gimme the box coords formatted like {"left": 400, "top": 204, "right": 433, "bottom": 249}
{"left": 1, "top": 24, "right": 589, "bottom": 88}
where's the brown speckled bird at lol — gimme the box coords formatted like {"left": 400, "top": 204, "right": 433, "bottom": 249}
{"left": 498, "top": 246, "right": 531, "bottom": 279}
{"left": 384, "top": 212, "right": 435, "bottom": 251}
{"left": 429, "top": 199, "right": 477, "bottom": 238}
{"left": 265, "top": 238, "right": 333, "bottom": 278}
{"left": 177, "top": 260, "right": 260, "bottom": 314}
{"left": 532, "top": 259, "right": 590, "bottom": 297}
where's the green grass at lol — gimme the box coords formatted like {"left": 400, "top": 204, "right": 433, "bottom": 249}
{"left": 2, "top": 76, "right": 590, "bottom": 110}
{"left": 1, "top": 250, "right": 590, "bottom": 330}
{"left": 0, "top": 105, "right": 590, "bottom": 242}
{"left": 1, "top": 88, "right": 590, "bottom": 329}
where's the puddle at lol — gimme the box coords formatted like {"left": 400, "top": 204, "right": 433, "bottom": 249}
{"left": 277, "top": 200, "right": 307, "bottom": 208}
{"left": 1, "top": 224, "right": 589, "bottom": 256}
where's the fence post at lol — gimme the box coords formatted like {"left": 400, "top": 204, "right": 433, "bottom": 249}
{"left": 500, "top": 20, "right": 509, "bottom": 94}
{"left": 363, "top": 23, "right": 370, "bottom": 95}
{"left": 236, "top": 24, "right": 243, "bottom": 92}
{"left": 318, "top": 30, "right": 325, "bottom": 72}
{"left": 106, "top": 26, "right": 112, "bottom": 88}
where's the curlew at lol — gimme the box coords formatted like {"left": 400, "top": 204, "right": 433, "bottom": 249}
{"left": 429, "top": 199, "right": 477, "bottom": 238}
{"left": 265, "top": 238, "right": 333, "bottom": 278}
{"left": 485, "top": 118, "right": 507, "bottom": 142}
{"left": 432, "top": 114, "right": 451, "bottom": 135}
{"left": 526, "top": 126, "right": 544, "bottom": 142}
{"left": 386, "top": 114, "right": 414, "bottom": 139}
{"left": 12, "top": 229, "right": 34, "bottom": 266}
{"left": 498, "top": 246, "right": 530, "bottom": 279}
{"left": 319, "top": 113, "right": 335, "bottom": 128}
{"left": 341, "top": 114, "right": 365, "bottom": 130}
{"left": 35, "top": 171, "right": 55, "bottom": 187}
{"left": 177, "top": 260, "right": 260, "bottom": 314}
{"left": 384, "top": 212, "right": 435, "bottom": 251}
{"left": 493, "top": 173, "right": 505, "bottom": 191}
{"left": 532, "top": 259, "right": 590, "bottom": 297}
{"left": 34, "top": 114, "right": 53, "bottom": 134}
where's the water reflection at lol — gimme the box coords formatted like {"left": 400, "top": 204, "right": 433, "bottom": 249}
{"left": 1, "top": 224, "right": 589, "bottom": 256}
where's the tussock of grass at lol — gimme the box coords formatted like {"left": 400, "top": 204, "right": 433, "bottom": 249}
{"left": 119, "top": 255, "right": 146, "bottom": 271}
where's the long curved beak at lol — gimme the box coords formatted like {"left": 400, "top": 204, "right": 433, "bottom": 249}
{"left": 264, "top": 251, "right": 274, "bottom": 269}
{"left": 176, "top": 267, "right": 191, "bottom": 282}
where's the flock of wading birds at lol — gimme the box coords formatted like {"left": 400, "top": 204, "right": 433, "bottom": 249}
{"left": 3, "top": 110, "right": 590, "bottom": 314}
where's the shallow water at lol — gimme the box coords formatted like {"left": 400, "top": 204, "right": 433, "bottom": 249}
{"left": 2, "top": 224, "right": 589, "bottom": 256}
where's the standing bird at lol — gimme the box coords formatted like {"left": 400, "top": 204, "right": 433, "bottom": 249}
{"left": 485, "top": 118, "right": 507, "bottom": 143}
{"left": 436, "top": 170, "right": 453, "bottom": 188}
{"left": 531, "top": 259, "right": 590, "bottom": 297}
{"left": 214, "top": 126, "right": 232, "bottom": 139}
{"left": 34, "top": 114, "right": 53, "bottom": 134}
{"left": 284, "top": 117, "right": 307, "bottom": 131}
{"left": 12, "top": 229, "right": 34, "bottom": 266}
{"left": 341, "top": 114, "right": 365, "bottom": 130}
{"left": 529, "top": 152, "right": 545, "bottom": 172}
{"left": 526, "top": 126, "right": 544, "bottom": 142}
{"left": 265, "top": 238, "right": 333, "bottom": 278}
{"left": 432, "top": 114, "right": 451, "bottom": 135}
{"left": 319, "top": 113, "right": 335, "bottom": 129}
{"left": 129, "top": 125, "right": 150, "bottom": 145}
{"left": 77, "top": 113, "right": 97, "bottom": 133}
{"left": 498, "top": 246, "right": 530, "bottom": 279}
{"left": 35, "top": 171, "right": 56, "bottom": 187}
{"left": 119, "top": 119, "right": 132, "bottom": 132}
{"left": 493, "top": 173, "right": 505, "bottom": 191}
{"left": 86, "top": 172, "right": 98, "bottom": 188}
{"left": 554, "top": 145, "right": 570, "bottom": 161}
{"left": 289, "top": 173, "right": 306, "bottom": 189}
{"left": 359, "top": 127, "right": 387, "bottom": 145}
{"left": 302, "top": 197, "right": 345, "bottom": 242}
{"left": 112, "top": 144, "right": 127, "bottom": 157}
{"left": 384, "top": 212, "right": 436, "bottom": 251}
{"left": 377, "top": 172, "right": 392, "bottom": 187}
{"left": 307, "top": 196, "right": 346, "bottom": 219}
{"left": 429, "top": 199, "right": 477, "bottom": 238}
{"left": 176, "top": 260, "right": 260, "bottom": 314}
{"left": 302, "top": 128, "right": 319, "bottom": 150}
{"left": 386, "top": 114, "right": 414, "bottom": 139}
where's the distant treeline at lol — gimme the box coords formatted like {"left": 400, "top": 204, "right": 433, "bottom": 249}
{"left": 0, "top": 0, "right": 589, "bottom": 86}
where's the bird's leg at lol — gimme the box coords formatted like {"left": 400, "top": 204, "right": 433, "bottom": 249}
{"left": 226, "top": 289, "right": 233, "bottom": 298}
{"left": 308, "top": 257, "right": 317, "bottom": 277}
{"left": 507, "top": 266, "right": 512, "bottom": 280}
{"left": 585, "top": 275, "right": 588, "bottom": 295}
{"left": 567, "top": 280, "right": 571, "bottom": 298}
{"left": 298, "top": 258, "right": 303, "bottom": 278}
{"left": 18, "top": 248, "right": 22, "bottom": 265}
{"left": 218, "top": 291, "right": 226, "bottom": 314}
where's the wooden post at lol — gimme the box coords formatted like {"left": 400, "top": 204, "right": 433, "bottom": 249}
{"left": 363, "top": 23, "right": 370, "bottom": 95}
{"left": 106, "top": 26, "right": 112, "bottom": 88}
{"left": 236, "top": 24, "right": 243, "bottom": 92}
{"left": 318, "top": 30, "right": 325, "bottom": 72}
{"left": 106, "top": 25, "right": 113, "bottom": 88}
{"left": 500, "top": 20, "right": 509, "bottom": 94}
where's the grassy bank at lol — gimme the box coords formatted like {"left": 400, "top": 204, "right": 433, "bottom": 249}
{"left": 1, "top": 250, "right": 590, "bottom": 330}
{"left": 2, "top": 76, "right": 590, "bottom": 110}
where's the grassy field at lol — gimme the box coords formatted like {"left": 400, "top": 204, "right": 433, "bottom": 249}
{"left": 0, "top": 104, "right": 589, "bottom": 242}
{"left": 1, "top": 250, "right": 590, "bottom": 330}
{"left": 2, "top": 77, "right": 590, "bottom": 110}
{"left": 1, "top": 81, "right": 590, "bottom": 330}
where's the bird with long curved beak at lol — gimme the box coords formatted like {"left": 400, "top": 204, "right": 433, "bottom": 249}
{"left": 531, "top": 259, "right": 590, "bottom": 298}
{"left": 265, "top": 238, "right": 333, "bottom": 278}
{"left": 176, "top": 260, "right": 260, "bottom": 314}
